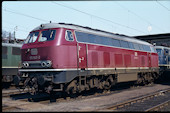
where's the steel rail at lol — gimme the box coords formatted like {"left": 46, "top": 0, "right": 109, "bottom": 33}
{"left": 145, "top": 100, "right": 170, "bottom": 111}
{"left": 104, "top": 88, "right": 170, "bottom": 111}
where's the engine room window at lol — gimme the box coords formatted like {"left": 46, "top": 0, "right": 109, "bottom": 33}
{"left": 65, "top": 30, "right": 74, "bottom": 41}
{"left": 102, "top": 37, "right": 113, "bottom": 46}
{"left": 38, "top": 30, "right": 56, "bottom": 42}
{"left": 133, "top": 43, "right": 140, "bottom": 50}
{"left": 120, "top": 40, "right": 129, "bottom": 49}
{"left": 25, "top": 32, "right": 39, "bottom": 43}
{"left": 143, "top": 45, "right": 151, "bottom": 52}
{"left": 139, "top": 44, "right": 144, "bottom": 51}
{"left": 128, "top": 42, "right": 135, "bottom": 49}
{"left": 112, "top": 39, "right": 121, "bottom": 47}
{"left": 94, "top": 35, "right": 102, "bottom": 44}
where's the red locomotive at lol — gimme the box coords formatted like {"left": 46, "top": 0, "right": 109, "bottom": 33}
{"left": 14, "top": 23, "right": 159, "bottom": 94}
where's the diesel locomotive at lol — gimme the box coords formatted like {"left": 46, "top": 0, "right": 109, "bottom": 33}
{"left": 14, "top": 23, "right": 160, "bottom": 94}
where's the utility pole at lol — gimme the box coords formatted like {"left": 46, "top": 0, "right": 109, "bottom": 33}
{"left": 9, "top": 32, "right": 11, "bottom": 43}
{"left": 14, "top": 26, "right": 17, "bottom": 43}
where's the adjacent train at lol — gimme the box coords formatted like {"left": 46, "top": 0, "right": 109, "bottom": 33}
{"left": 14, "top": 23, "right": 160, "bottom": 94}
{"left": 155, "top": 46, "right": 170, "bottom": 70}
{"left": 2, "top": 42, "right": 22, "bottom": 88}
{"left": 155, "top": 46, "right": 170, "bottom": 79}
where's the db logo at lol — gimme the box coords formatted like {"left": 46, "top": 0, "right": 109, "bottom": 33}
{"left": 31, "top": 48, "right": 38, "bottom": 55}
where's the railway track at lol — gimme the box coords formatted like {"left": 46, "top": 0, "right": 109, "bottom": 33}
{"left": 2, "top": 99, "right": 47, "bottom": 112}
{"left": 3, "top": 104, "right": 24, "bottom": 111}
{"left": 2, "top": 88, "right": 29, "bottom": 97}
{"left": 1, "top": 82, "right": 145, "bottom": 111}
{"left": 101, "top": 88, "right": 170, "bottom": 111}
{"left": 3, "top": 82, "right": 170, "bottom": 111}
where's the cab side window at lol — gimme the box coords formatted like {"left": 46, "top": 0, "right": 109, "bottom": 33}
{"left": 65, "top": 30, "right": 74, "bottom": 41}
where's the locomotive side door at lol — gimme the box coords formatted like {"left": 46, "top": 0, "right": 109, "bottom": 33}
{"left": 77, "top": 43, "right": 88, "bottom": 75}
{"left": 148, "top": 52, "right": 152, "bottom": 68}
{"left": 77, "top": 43, "right": 88, "bottom": 76}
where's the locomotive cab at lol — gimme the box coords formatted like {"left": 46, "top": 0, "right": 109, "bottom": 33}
{"left": 21, "top": 27, "right": 77, "bottom": 69}
{"left": 22, "top": 28, "right": 57, "bottom": 69}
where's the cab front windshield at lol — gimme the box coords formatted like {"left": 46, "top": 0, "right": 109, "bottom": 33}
{"left": 25, "top": 29, "right": 56, "bottom": 44}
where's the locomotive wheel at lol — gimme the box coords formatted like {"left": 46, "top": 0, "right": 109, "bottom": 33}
{"left": 103, "top": 82, "right": 110, "bottom": 90}
{"left": 65, "top": 79, "right": 78, "bottom": 94}
{"left": 136, "top": 72, "right": 157, "bottom": 85}
{"left": 13, "top": 75, "right": 21, "bottom": 87}
{"left": 99, "top": 75, "right": 113, "bottom": 90}
{"left": 105, "top": 75, "right": 116, "bottom": 90}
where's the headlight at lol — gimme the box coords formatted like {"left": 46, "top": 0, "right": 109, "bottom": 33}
{"left": 22, "top": 62, "right": 29, "bottom": 68}
{"left": 41, "top": 62, "right": 47, "bottom": 67}
{"left": 22, "top": 63, "right": 25, "bottom": 67}
{"left": 46, "top": 61, "right": 52, "bottom": 67}
{"left": 41, "top": 60, "right": 52, "bottom": 68}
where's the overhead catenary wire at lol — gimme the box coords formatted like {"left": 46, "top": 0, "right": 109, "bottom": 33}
{"left": 3, "top": 21, "right": 32, "bottom": 31}
{"left": 51, "top": 1, "right": 148, "bottom": 35}
{"left": 2, "top": 7, "right": 49, "bottom": 22}
{"left": 3, "top": 3, "right": 148, "bottom": 35}
{"left": 3, "top": 26, "right": 29, "bottom": 33}
{"left": 3, "top": 26, "right": 29, "bottom": 39}
{"left": 115, "top": 1, "right": 167, "bottom": 32}
{"left": 156, "top": 0, "right": 170, "bottom": 12}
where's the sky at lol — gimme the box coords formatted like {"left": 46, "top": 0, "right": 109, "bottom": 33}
{"left": 2, "top": 1, "right": 170, "bottom": 40}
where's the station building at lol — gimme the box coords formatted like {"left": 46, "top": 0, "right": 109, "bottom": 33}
{"left": 134, "top": 33, "right": 170, "bottom": 47}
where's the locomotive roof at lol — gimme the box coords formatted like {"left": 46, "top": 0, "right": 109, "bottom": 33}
{"left": 2, "top": 42, "right": 23, "bottom": 48}
{"left": 32, "top": 23, "right": 152, "bottom": 46}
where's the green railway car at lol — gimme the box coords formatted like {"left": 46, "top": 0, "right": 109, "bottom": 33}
{"left": 2, "top": 43, "right": 22, "bottom": 87}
